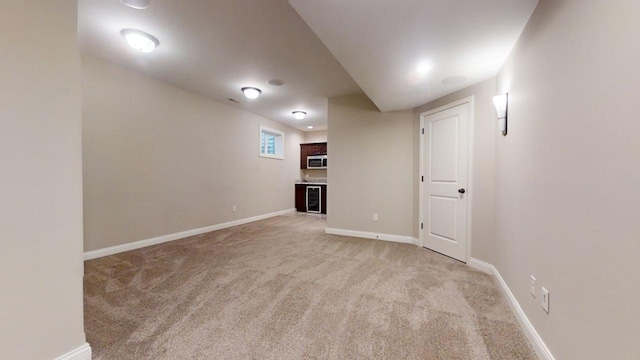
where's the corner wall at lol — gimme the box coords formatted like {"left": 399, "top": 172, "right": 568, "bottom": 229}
{"left": 0, "top": 0, "right": 87, "bottom": 358}
{"left": 494, "top": 1, "right": 640, "bottom": 358}
{"left": 82, "top": 56, "right": 304, "bottom": 252}
{"left": 327, "top": 94, "right": 414, "bottom": 237}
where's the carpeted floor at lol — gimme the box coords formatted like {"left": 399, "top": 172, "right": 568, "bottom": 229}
{"left": 84, "top": 214, "right": 537, "bottom": 360}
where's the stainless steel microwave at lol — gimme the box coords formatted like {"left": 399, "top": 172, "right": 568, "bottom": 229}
{"left": 307, "top": 155, "right": 327, "bottom": 169}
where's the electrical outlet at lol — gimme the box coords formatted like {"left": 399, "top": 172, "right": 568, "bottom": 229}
{"left": 232, "top": 205, "right": 236, "bottom": 212}
{"left": 530, "top": 275, "right": 536, "bottom": 298}
{"left": 373, "top": 213, "right": 379, "bottom": 222}
{"left": 542, "top": 287, "right": 550, "bottom": 314}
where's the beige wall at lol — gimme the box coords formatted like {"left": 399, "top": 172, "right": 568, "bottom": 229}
{"left": 83, "top": 56, "right": 304, "bottom": 251}
{"left": 0, "top": 0, "right": 87, "bottom": 359}
{"left": 494, "top": 1, "right": 640, "bottom": 359}
{"left": 327, "top": 94, "right": 414, "bottom": 236}
{"left": 327, "top": 80, "right": 498, "bottom": 260}
{"left": 413, "top": 78, "right": 497, "bottom": 263}
{"left": 304, "top": 130, "right": 328, "bottom": 143}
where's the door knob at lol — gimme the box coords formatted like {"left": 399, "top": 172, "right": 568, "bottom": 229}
{"left": 458, "top": 188, "right": 466, "bottom": 194}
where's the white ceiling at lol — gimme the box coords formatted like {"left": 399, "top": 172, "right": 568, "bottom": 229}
{"left": 289, "top": 0, "right": 539, "bottom": 112}
{"left": 79, "top": 0, "right": 538, "bottom": 130}
{"left": 78, "top": 0, "right": 361, "bottom": 132}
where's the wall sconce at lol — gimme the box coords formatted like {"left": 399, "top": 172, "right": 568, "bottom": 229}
{"left": 492, "top": 93, "right": 508, "bottom": 136}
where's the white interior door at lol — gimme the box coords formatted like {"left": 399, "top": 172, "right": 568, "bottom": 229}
{"left": 421, "top": 102, "right": 469, "bottom": 262}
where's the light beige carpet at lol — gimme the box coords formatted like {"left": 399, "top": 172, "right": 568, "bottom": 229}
{"left": 84, "top": 214, "right": 537, "bottom": 360}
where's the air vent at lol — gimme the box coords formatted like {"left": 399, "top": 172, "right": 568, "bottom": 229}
{"left": 267, "top": 79, "right": 284, "bottom": 86}
{"left": 228, "top": 98, "right": 240, "bottom": 103}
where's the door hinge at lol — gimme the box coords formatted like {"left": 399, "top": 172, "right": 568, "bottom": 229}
{"left": 421, "top": 223, "right": 424, "bottom": 229}
{"left": 421, "top": 128, "right": 424, "bottom": 135}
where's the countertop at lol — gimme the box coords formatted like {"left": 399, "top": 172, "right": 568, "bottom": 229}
{"left": 295, "top": 180, "right": 328, "bottom": 185}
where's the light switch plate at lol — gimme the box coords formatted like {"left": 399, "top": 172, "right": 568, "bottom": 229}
{"left": 542, "top": 287, "right": 550, "bottom": 314}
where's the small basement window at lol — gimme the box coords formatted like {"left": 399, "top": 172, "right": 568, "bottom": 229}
{"left": 259, "top": 126, "right": 284, "bottom": 159}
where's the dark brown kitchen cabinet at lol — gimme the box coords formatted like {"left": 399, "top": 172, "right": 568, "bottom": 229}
{"left": 294, "top": 184, "right": 327, "bottom": 214}
{"left": 295, "top": 184, "right": 307, "bottom": 212}
{"left": 300, "top": 142, "right": 327, "bottom": 169}
{"left": 320, "top": 185, "right": 327, "bottom": 214}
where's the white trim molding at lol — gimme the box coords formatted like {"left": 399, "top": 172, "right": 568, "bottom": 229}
{"left": 467, "top": 257, "right": 494, "bottom": 274}
{"left": 84, "top": 208, "right": 296, "bottom": 260}
{"left": 468, "top": 258, "right": 556, "bottom": 360}
{"left": 325, "top": 227, "right": 418, "bottom": 246}
{"left": 54, "top": 343, "right": 91, "bottom": 360}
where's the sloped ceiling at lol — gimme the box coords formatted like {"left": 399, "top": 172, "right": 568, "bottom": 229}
{"left": 289, "top": 0, "right": 538, "bottom": 111}
{"left": 79, "top": 0, "right": 538, "bottom": 130}
{"left": 79, "top": 0, "right": 361, "bottom": 131}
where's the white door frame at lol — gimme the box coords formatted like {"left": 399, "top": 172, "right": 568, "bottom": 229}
{"left": 419, "top": 96, "right": 474, "bottom": 263}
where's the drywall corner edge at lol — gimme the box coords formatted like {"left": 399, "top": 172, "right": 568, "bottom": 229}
{"left": 469, "top": 257, "right": 556, "bottom": 360}
{"left": 84, "top": 209, "right": 296, "bottom": 260}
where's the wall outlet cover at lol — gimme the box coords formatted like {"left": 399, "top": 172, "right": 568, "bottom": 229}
{"left": 530, "top": 275, "right": 536, "bottom": 298}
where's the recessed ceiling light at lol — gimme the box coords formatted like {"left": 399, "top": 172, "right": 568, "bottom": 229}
{"left": 121, "top": 29, "right": 158, "bottom": 53}
{"left": 292, "top": 111, "right": 307, "bottom": 120}
{"left": 416, "top": 61, "right": 433, "bottom": 75}
{"left": 307, "top": 126, "right": 314, "bottom": 129}
{"left": 442, "top": 76, "right": 467, "bottom": 85}
{"left": 241, "top": 87, "right": 262, "bottom": 99}
{"left": 121, "top": 0, "right": 150, "bottom": 9}
{"left": 267, "top": 79, "right": 284, "bottom": 86}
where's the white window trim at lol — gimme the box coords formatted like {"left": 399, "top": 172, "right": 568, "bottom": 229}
{"left": 259, "top": 125, "right": 285, "bottom": 160}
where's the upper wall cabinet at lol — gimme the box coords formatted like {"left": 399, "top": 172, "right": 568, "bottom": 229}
{"left": 300, "top": 142, "right": 327, "bottom": 169}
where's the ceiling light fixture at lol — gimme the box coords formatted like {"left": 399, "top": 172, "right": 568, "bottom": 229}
{"left": 292, "top": 111, "right": 307, "bottom": 120}
{"left": 121, "top": 29, "right": 159, "bottom": 53}
{"left": 492, "top": 93, "right": 509, "bottom": 136}
{"left": 120, "top": 0, "right": 150, "bottom": 9}
{"left": 242, "top": 87, "right": 262, "bottom": 99}
{"left": 416, "top": 61, "right": 433, "bottom": 75}
{"left": 307, "top": 126, "right": 314, "bottom": 129}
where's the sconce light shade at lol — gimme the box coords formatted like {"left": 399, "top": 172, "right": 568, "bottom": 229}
{"left": 492, "top": 93, "right": 508, "bottom": 136}
{"left": 292, "top": 111, "right": 307, "bottom": 120}
{"left": 242, "top": 87, "right": 262, "bottom": 99}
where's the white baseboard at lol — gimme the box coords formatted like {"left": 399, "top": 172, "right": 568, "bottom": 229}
{"left": 469, "top": 257, "right": 555, "bottom": 360}
{"left": 84, "top": 208, "right": 296, "bottom": 260}
{"left": 54, "top": 343, "right": 91, "bottom": 360}
{"left": 467, "top": 257, "right": 494, "bottom": 274}
{"left": 325, "top": 227, "right": 418, "bottom": 245}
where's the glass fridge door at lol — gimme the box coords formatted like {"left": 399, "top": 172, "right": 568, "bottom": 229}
{"left": 306, "top": 186, "right": 321, "bottom": 213}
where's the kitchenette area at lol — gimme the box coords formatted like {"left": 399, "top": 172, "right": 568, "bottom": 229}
{"left": 295, "top": 141, "right": 327, "bottom": 214}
